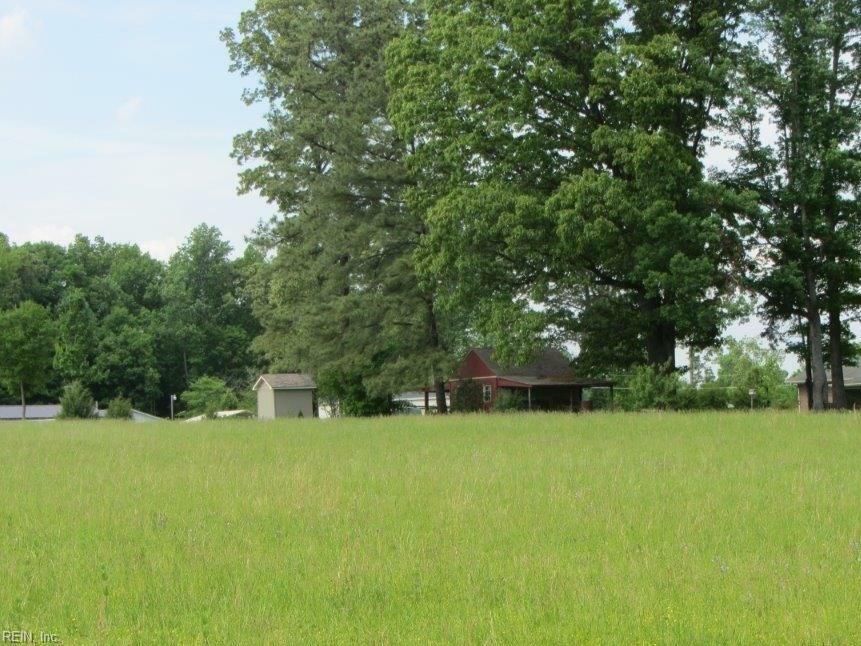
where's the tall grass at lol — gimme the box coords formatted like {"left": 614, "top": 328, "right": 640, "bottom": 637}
{"left": 1, "top": 412, "right": 859, "bottom": 643}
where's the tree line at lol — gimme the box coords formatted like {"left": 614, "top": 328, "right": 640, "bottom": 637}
{"left": 0, "top": 227, "right": 261, "bottom": 416}
{"left": 220, "top": 0, "right": 860, "bottom": 412}
{"left": 2, "top": 1, "right": 857, "bottom": 416}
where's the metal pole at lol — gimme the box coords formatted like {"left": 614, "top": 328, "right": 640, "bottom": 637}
{"left": 170, "top": 394, "right": 176, "bottom": 420}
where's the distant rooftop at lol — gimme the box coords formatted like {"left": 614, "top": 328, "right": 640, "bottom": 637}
{"left": 0, "top": 405, "right": 61, "bottom": 421}
{"left": 468, "top": 348, "right": 614, "bottom": 387}
{"left": 787, "top": 364, "right": 861, "bottom": 386}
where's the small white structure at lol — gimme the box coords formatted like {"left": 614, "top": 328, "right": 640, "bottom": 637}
{"left": 183, "top": 410, "right": 255, "bottom": 423}
{"left": 253, "top": 374, "right": 316, "bottom": 419}
{"left": 393, "top": 391, "right": 449, "bottom": 415}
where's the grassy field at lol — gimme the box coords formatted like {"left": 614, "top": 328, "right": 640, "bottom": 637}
{"left": 1, "top": 412, "right": 859, "bottom": 644}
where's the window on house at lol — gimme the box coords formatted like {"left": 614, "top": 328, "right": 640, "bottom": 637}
{"left": 483, "top": 384, "right": 492, "bottom": 403}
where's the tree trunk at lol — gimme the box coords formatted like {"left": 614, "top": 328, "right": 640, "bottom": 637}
{"left": 426, "top": 297, "right": 448, "bottom": 414}
{"left": 804, "top": 267, "right": 828, "bottom": 411}
{"left": 645, "top": 321, "right": 676, "bottom": 371}
{"left": 434, "top": 379, "right": 448, "bottom": 415}
{"left": 802, "top": 328, "right": 813, "bottom": 411}
{"left": 20, "top": 382, "right": 26, "bottom": 420}
{"left": 828, "top": 305, "right": 847, "bottom": 410}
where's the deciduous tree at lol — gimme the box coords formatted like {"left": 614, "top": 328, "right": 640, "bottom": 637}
{"left": 0, "top": 302, "right": 56, "bottom": 418}
{"left": 388, "top": 0, "right": 748, "bottom": 373}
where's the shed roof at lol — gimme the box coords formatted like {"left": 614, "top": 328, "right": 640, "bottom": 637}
{"left": 253, "top": 374, "right": 317, "bottom": 391}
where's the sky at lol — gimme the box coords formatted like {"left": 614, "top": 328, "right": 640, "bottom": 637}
{"left": 0, "top": 0, "right": 271, "bottom": 261}
{"left": 0, "top": 1, "right": 798, "bottom": 370}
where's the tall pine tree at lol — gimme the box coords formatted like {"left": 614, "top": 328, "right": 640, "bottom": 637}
{"left": 224, "top": 0, "right": 457, "bottom": 413}
{"left": 729, "top": 0, "right": 861, "bottom": 410}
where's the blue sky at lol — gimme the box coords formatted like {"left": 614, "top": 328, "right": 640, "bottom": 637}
{"left": 0, "top": 0, "right": 270, "bottom": 259}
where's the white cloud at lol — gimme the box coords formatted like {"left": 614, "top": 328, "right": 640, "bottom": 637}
{"left": 0, "top": 123, "right": 269, "bottom": 260}
{"left": 115, "top": 96, "right": 143, "bottom": 124}
{"left": 11, "top": 224, "right": 77, "bottom": 246}
{"left": 140, "top": 237, "right": 180, "bottom": 262}
{"left": 0, "top": 8, "right": 32, "bottom": 57}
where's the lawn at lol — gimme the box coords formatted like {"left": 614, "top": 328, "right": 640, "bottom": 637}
{"left": 1, "top": 412, "right": 859, "bottom": 644}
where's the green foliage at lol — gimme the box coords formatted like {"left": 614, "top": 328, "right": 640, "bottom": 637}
{"left": 224, "top": 0, "right": 457, "bottom": 413}
{"left": 614, "top": 339, "right": 796, "bottom": 412}
{"left": 388, "top": 0, "right": 748, "bottom": 371}
{"left": 694, "top": 383, "right": 731, "bottom": 411}
{"left": 492, "top": 389, "right": 526, "bottom": 413}
{"left": 54, "top": 289, "right": 98, "bottom": 384}
{"left": 0, "top": 230, "right": 261, "bottom": 414}
{"left": 58, "top": 382, "right": 96, "bottom": 419}
{"left": 617, "top": 365, "right": 688, "bottom": 411}
{"left": 106, "top": 397, "right": 133, "bottom": 420}
{"left": 727, "top": 0, "right": 861, "bottom": 409}
{"left": 0, "top": 301, "right": 56, "bottom": 410}
{"left": 92, "top": 307, "right": 161, "bottom": 411}
{"left": 451, "top": 380, "right": 484, "bottom": 413}
{"left": 160, "top": 225, "right": 260, "bottom": 396}
{"left": 708, "top": 339, "right": 793, "bottom": 410}
{"left": 180, "top": 377, "right": 239, "bottom": 418}
{"left": 316, "top": 368, "right": 395, "bottom": 418}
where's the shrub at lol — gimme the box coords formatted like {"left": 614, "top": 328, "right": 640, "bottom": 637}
{"left": 771, "top": 384, "right": 798, "bottom": 410}
{"left": 695, "top": 384, "right": 730, "bottom": 410}
{"left": 451, "top": 380, "right": 483, "bottom": 413}
{"left": 316, "top": 368, "right": 396, "bottom": 417}
{"left": 58, "top": 382, "right": 96, "bottom": 419}
{"left": 618, "top": 365, "right": 686, "bottom": 411}
{"left": 180, "top": 377, "right": 239, "bottom": 418}
{"left": 106, "top": 397, "right": 133, "bottom": 420}
{"left": 493, "top": 389, "right": 526, "bottom": 413}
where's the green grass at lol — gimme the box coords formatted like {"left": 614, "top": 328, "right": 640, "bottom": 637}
{"left": 1, "top": 413, "right": 860, "bottom": 644}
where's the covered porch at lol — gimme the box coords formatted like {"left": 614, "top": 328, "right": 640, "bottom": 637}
{"left": 496, "top": 377, "right": 615, "bottom": 412}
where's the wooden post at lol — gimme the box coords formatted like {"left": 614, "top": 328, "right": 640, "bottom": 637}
{"left": 424, "top": 389, "right": 430, "bottom": 415}
{"left": 528, "top": 388, "right": 532, "bottom": 411}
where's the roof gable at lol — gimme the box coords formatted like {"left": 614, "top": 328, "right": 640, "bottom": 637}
{"left": 254, "top": 374, "right": 316, "bottom": 391}
{"left": 470, "top": 347, "right": 575, "bottom": 379}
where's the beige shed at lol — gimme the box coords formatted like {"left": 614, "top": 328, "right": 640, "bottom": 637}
{"left": 253, "top": 374, "right": 317, "bottom": 419}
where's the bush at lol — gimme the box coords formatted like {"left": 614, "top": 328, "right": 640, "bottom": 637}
{"left": 316, "top": 368, "right": 396, "bottom": 417}
{"left": 180, "top": 377, "right": 239, "bottom": 418}
{"left": 58, "top": 382, "right": 96, "bottom": 419}
{"left": 771, "top": 384, "right": 798, "bottom": 410}
{"left": 106, "top": 397, "right": 133, "bottom": 420}
{"left": 695, "top": 384, "right": 730, "bottom": 410}
{"left": 618, "top": 365, "right": 687, "bottom": 411}
{"left": 493, "top": 389, "right": 526, "bottom": 413}
{"left": 451, "top": 380, "right": 484, "bottom": 413}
